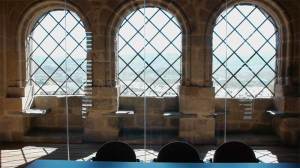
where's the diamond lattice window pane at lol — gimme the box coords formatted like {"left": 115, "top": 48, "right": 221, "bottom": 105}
{"left": 212, "top": 35, "right": 223, "bottom": 50}
{"left": 173, "top": 59, "right": 181, "bottom": 73}
{"left": 31, "top": 26, "right": 48, "bottom": 44}
{"left": 227, "top": 78, "right": 244, "bottom": 97}
{"left": 258, "top": 20, "right": 276, "bottom": 39}
{"left": 70, "top": 24, "right": 86, "bottom": 42}
{"left": 161, "top": 45, "right": 180, "bottom": 63}
{"left": 236, "top": 5, "right": 255, "bottom": 16}
{"left": 214, "top": 19, "right": 234, "bottom": 38}
{"left": 247, "top": 54, "right": 266, "bottom": 73}
{"left": 51, "top": 47, "right": 65, "bottom": 63}
{"left": 144, "top": 45, "right": 159, "bottom": 63}
{"left": 118, "top": 45, "right": 137, "bottom": 63}
{"left": 212, "top": 4, "right": 278, "bottom": 99}
{"left": 213, "top": 42, "right": 234, "bottom": 63}
{"left": 150, "top": 10, "right": 170, "bottom": 30}
{"left": 258, "top": 43, "right": 276, "bottom": 62}
{"left": 236, "top": 20, "right": 255, "bottom": 39}
{"left": 227, "top": 54, "right": 244, "bottom": 74}
{"left": 50, "top": 24, "right": 65, "bottom": 42}
{"left": 128, "top": 10, "right": 145, "bottom": 30}
{"left": 172, "top": 36, "right": 182, "bottom": 51}
{"left": 52, "top": 68, "right": 66, "bottom": 86}
{"left": 118, "top": 7, "right": 182, "bottom": 97}
{"left": 118, "top": 37, "right": 126, "bottom": 50}
{"left": 65, "top": 13, "right": 79, "bottom": 32}
{"left": 247, "top": 8, "right": 267, "bottom": 26}
{"left": 213, "top": 66, "right": 230, "bottom": 87}
{"left": 226, "top": 7, "right": 245, "bottom": 27}
{"left": 236, "top": 43, "right": 255, "bottom": 62}
{"left": 40, "top": 36, "right": 57, "bottom": 55}
{"left": 129, "top": 56, "right": 145, "bottom": 75}
{"left": 32, "top": 69, "right": 48, "bottom": 87}
{"left": 236, "top": 66, "right": 255, "bottom": 85}
{"left": 119, "top": 67, "right": 137, "bottom": 85}
{"left": 151, "top": 56, "right": 169, "bottom": 75}
{"left": 144, "top": 23, "right": 159, "bottom": 41}
{"left": 236, "top": 88, "right": 252, "bottom": 99}
{"left": 247, "top": 31, "right": 266, "bottom": 50}
{"left": 129, "top": 33, "right": 145, "bottom": 52}
{"left": 130, "top": 78, "right": 145, "bottom": 96}
{"left": 161, "top": 21, "right": 181, "bottom": 41}
{"left": 151, "top": 33, "right": 170, "bottom": 53}
{"left": 257, "top": 66, "right": 276, "bottom": 85}
{"left": 39, "top": 14, "right": 57, "bottom": 32}
{"left": 50, "top": 11, "right": 65, "bottom": 22}
{"left": 118, "top": 22, "right": 137, "bottom": 41}
{"left": 41, "top": 58, "right": 57, "bottom": 75}
{"left": 29, "top": 10, "right": 87, "bottom": 95}
{"left": 31, "top": 47, "right": 48, "bottom": 65}
{"left": 227, "top": 32, "right": 244, "bottom": 51}
{"left": 268, "top": 57, "right": 276, "bottom": 70}
{"left": 269, "top": 35, "right": 277, "bottom": 48}
{"left": 212, "top": 57, "right": 222, "bottom": 73}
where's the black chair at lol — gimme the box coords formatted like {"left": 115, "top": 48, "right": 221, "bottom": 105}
{"left": 154, "top": 141, "right": 203, "bottom": 163}
{"left": 213, "top": 141, "right": 259, "bottom": 163}
{"left": 92, "top": 141, "right": 138, "bottom": 162}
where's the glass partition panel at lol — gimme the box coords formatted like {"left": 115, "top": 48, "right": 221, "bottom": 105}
{"left": 212, "top": 2, "right": 287, "bottom": 163}
{"left": 63, "top": 7, "right": 89, "bottom": 161}
{"left": 28, "top": 2, "right": 72, "bottom": 161}
{"left": 2, "top": 1, "right": 300, "bottom": 167}
{"left": 142, "top": 5, "right": 182, "bottom": 162}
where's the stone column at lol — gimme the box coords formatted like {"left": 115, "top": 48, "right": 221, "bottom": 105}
{"left": 179, "top": 86, "right": 215, "bottom": 144}
{"left": 83, "top": 86, "right": 119, "bottom": 142}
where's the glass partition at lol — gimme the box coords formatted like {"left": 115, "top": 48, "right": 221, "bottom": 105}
{"left": 142, "top": 5, "right": 182, "bottom": 162}
{"left": 212, "top": 2, "right": 282, "bottom": 163}
{"left": 2, "top": 1, "right": 300, "bottom": 167}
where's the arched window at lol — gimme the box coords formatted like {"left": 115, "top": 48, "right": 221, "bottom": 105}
{"left": 29, "top": 10, "right": 87, "bottom": 95}
{"left": 212, "top": 4, "right": 278, "bottom": 99}
{"left": 117, "top": 7, "right": 182, "bottom": 97}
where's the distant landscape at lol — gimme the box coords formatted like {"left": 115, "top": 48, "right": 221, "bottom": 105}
{"left": 31, "top": 51, "right": 275, "bottom": 98}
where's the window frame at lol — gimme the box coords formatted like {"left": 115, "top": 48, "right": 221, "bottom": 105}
{"left": 212, "top": 3, "right": 279, "bottom": 99}
{"left": 28, "top": 9, "right": 88, "bottom": 96}
{"left": 116, "top": 6, "right": 183, "bottom": 97}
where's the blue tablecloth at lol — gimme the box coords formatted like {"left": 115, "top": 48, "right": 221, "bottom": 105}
{"left": 27, "top": 160, "right": 300, "bottom": 168}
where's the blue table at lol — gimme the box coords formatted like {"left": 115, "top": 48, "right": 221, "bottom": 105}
{"left": 27, "top": 160, "right": 300, "bottom": 168}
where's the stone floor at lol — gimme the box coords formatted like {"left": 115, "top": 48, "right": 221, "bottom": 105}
{"left": 1, "top": 143, "right": 299, "bottom": 168}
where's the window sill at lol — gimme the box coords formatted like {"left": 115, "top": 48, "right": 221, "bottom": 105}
{"left": 104, "top": 110, "right": 135, "bottom": 118}
{"left": 24, "top": 108, "right": 50, "bottom": 117}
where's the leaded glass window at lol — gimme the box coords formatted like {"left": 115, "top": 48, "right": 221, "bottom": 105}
{"left": 29, "top": 10, "right": 87, "bottom": 95}
{"left": 117, "top": 7, "right": 182, "bottom": 97}
{"left": 212, "top": 4, "right": 278, "bottom": 99}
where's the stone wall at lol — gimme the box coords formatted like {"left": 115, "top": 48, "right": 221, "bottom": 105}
{"left": 0, "top": 0, "right": 299, "bottom": 144}
{"left": 30, "top": 96, "right": 83, "bottom": 130}
{"left": 272, "top": 117, "right": 300, "bottom": 146}
{"left": 119, "top": 96, "right": 178, "bottom": 129}
{"left": 215, "top": 98, "right": 273, "bottom": 133}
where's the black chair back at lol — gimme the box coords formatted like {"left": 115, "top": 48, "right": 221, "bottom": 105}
{"left": 93, "top": 141, "right": 137, "bottom": 162}
{"left": 155, "top": 141, "right": 202, "bottom": 163}
{"left": 213, "top": 141, "right": 259, "bottom": 163}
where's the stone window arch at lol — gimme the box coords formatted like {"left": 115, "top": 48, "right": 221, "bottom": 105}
{"left": 18, "top": 1, "right": 90, "bottom": 97}
{"left": 117, "top": 6, "right": 182, "bottom": 97}
{"left": 106, "top": 1, "right": 190, "bottom": 97}
{"left": 211, "top": 1, "right": 290, "bottom": 99}
{"left": 28, "top": 9, "right": 87, "bottom": 95}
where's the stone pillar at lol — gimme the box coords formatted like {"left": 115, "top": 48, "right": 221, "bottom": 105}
{"left": 273, "top": 84, "right": 300, "bottom": 146}
{"left": 179, "top": 86, "right": 215, "bottom": 144}
{"left": 83, "top": 86, "right": 119, "bottom": 142}
{"left": 274, "top": 84, "right": 300, "bottom": 113}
